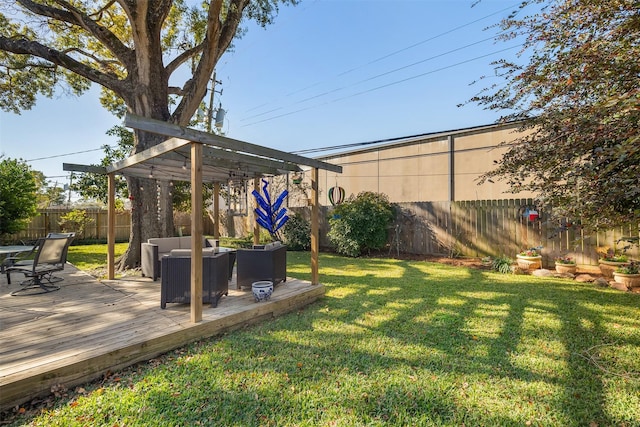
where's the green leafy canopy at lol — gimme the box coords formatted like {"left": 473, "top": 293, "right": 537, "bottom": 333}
{"left": 0, "top": 156, "right": 38, "bottom": 240}
{"left": 470, "top": 0, "right": 640, "bottom": 231}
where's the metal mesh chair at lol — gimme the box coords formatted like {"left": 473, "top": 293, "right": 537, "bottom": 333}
{"left": 8, "top": 236, "right": 74, "bottom": 296}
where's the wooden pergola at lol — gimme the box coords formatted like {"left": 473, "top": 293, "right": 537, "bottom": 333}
{"left": 64, "top": 113, "right": 341, "bottom": 323}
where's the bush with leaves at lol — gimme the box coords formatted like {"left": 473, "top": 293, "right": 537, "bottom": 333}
{"left": 282, "top": 214, "right": 311, "bottom": 251}
{"left": 328, "top": 191, "right": 395, "bottom": 257}
{"left": 59, "top": 209, "right": 94, "bottom": 239}
{"left": 0, "top": 156, "right": 38, "bottom": 243}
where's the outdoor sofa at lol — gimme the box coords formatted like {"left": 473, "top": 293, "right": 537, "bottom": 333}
{"left": 142, "top": 236, "right": 218, "bottom": 281}
{"left": 160, "top": 248, "right": 229, "bottom": 308}
{"left": 236, "top": 241, "right": 287, "bottom": 290}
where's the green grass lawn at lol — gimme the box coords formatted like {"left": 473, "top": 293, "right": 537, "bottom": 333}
{"left": 7, "top": 249, "right": 640, "bottom": 426}
{"left": 67, "top": 243, "right": 129, "bottom": 271}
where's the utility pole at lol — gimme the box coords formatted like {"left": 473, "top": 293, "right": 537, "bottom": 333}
{"left": 67, "top": 173, "right": 73, "bottom": 207}
{"left": 206, "top": 72, "right": 223, "bottom": 133}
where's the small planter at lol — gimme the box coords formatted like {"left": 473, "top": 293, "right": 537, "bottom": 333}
{"left": 598, "top": 260, "right": 629, "bottom": 279}
{"left": 612, "top": 273, "right": 640, "bottom": 290}
{"left": 516, "top": 255, "right": 542, "bottom": 271}
{"left": 252, "top": 281, "right": 274, "bottom": 302}
{"left": 555, "top": 263, "right": 577, "bottom": 274}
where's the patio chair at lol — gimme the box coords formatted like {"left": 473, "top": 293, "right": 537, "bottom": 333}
{"left": 236, "top": 242, "right": 287, "bottom": 290}
{"left": 160, "top": 250, "right": 229, "bottom": 308}
{"left": 7, "top": 236, "right": 74, "bottom": 296}
{"left": 4, "top": 233, "right": 75, "bottom": 285}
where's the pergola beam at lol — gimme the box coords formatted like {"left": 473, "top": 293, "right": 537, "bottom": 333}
{"left": 124, "top": 114, "right": 342, "bottom": 173}
{"left": 107, "top": 137, "right": 191, "bottom": 174}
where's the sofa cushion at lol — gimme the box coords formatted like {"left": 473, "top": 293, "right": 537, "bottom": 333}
{"left": 148, "top": 237, "right": 181, "bottom": 253}
{"left": 177, "top": 236, "right": 207, "bottom": 249}
{"left": 170, "top": 247, "right": 218, "bottom": 257}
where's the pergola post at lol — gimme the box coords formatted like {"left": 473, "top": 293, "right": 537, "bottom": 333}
{"left": 213, "top": 182, "right": 220, "bottom": 239}
{"left": 311, "top": 167, "right": 319, "bottom": 285}
{"left": 190, "top": 143, "right": 203, "bottom": 323}
{"left": 107, "top": 173, "right": 115, "bottom": 280}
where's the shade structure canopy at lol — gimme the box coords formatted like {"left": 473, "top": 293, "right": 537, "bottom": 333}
{"left": 64, "top": 113, "right": 340, "bottom": 324}
{"left": 64, "top": 113, "right": 342, "bottom": 182}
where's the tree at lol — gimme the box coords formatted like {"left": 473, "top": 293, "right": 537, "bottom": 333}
{"left": 471, "top": 0, "right": 639, "bottom": 232}
{"left": 59, "top": 209, "right": 94, "bottom": 238}
{"left": 0, "top": 0, "right": 298, "bottom": 269}
{"left": 72, "top": 126, "right": 132, "bottom": 205}
{"left": 33, "top": 170, "right": 66, "bottom": 207}
{"left": 0, "top": 156, "right": 38, "bottom": 243}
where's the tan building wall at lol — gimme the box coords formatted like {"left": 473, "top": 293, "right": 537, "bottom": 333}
{"left": 310, "top": 121, "right": 534, "bottom": 206}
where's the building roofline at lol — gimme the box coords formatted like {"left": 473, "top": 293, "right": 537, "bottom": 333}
{"left": 314, "top": 120, "right": 523, "bottom": 160}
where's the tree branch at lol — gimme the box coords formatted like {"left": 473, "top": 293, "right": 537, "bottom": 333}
{"left": 217, "top": 0, "right": 248, "bottom": 56}
{"left": 171, "top": 0, "right": 250, "bottom": 125}
{"left": 165, "top": 43, "right": 204, "bottom": 77}
{"left": 0, "top": 36, "right": 125, "bottom": 95}
{"left": 17, "top": 0, "right": 134, "bottom": 67}
{"left": 168, "top": 86, "right": 184, "bottom": 96}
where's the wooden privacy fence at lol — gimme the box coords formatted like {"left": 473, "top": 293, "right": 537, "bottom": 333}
{"left": 12, "top": 209, "right": 217, "bottom": 243}
{"left": 11, "top": 209, "right": 131, "bottom": 242}
{"left": 389, "top": 199, "right": 639, "bottom": 267}
{"left": 13, "top": 201, "right": 639, "bottom": 267}
{"left": 294, "top": 199, "right": 638, "bottom": 267}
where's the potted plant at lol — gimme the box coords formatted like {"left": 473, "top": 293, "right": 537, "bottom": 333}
{"left": 612, "top": 261, "right": 640, "bottom": 290}
{"left": 516, "top": 247, "right": 542, "bottom": 270}
{"left": 554, "top": 256, "right": 577, "bottom": 274}
{"left": 598, "top": 248, "right": 629, "bottom": 279}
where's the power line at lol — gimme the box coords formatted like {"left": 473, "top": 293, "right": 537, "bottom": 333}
{"left": 242, "top": 2, "right": 520, "bottom": 115}
{"left": 241, "top": 32, "right": 502, "bottom": 122}
{"left": 241, "top": 44, "right": 520, "bottom": 127}
{"left": 26, "top": 146, "right": 113, "bottom": 162}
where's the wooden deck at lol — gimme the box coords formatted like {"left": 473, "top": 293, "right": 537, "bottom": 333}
{"left": 0, "top": 265, "right": 324, "bottom": 410}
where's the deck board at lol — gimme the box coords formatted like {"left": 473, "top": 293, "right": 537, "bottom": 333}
{"left": 0, "top": 264, "right": 324, "bottom": 410}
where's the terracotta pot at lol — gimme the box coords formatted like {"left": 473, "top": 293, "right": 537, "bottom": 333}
{"left": 599, "top": 260, "right": 629, "bottom": 279}
{"left": 612, "top": 272, "right": 640, "bottom": 290}
{"left": 555, "top": 263, "right": 577, "bottom": 274}
{"left": 516, "top": 255, "right": 542, "bottom": 270}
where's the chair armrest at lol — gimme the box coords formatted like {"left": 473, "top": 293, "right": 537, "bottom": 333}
{"left": 141, "top": 243, "right": 160, "bottom": 280}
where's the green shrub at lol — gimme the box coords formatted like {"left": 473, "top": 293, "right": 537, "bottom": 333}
{"left": 282, "top": 214, "right": 311, "bottom": 250}
{"left": 492, "top": 255, "right": 513, "bottom": 274}
{"left": 59, "top": 209, "right": 94, "bottom": 239}
{"left": 327, "top": 191, "right": 394, "bottom": 257}
{"left": 0, "top": 157, "right": 38, "bottom": 242}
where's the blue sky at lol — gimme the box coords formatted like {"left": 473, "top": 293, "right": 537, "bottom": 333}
{"left": 0, "top": 0, "right": 523, "bottom": 187}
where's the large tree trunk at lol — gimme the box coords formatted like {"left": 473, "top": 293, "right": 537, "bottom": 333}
{"left": 117, "top": 65, "right": 173, "bottom": 269}
{"left": 117, "top": 127, "right": 175, "bottom": 270}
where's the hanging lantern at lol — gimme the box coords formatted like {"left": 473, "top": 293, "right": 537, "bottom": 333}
{"left": 329, "top": 186, "right": 345, "bottom": 206}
